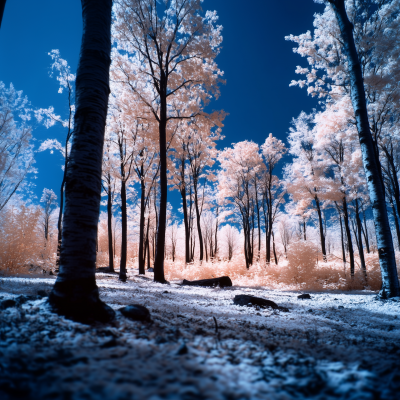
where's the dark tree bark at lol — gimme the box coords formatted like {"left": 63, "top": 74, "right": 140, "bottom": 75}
{"left": 138, "top": 167, "right": 146, "bottom": 275}
{"left": 362, "top": 209, "right": 370, "bottom": 254}
{"left": 315, "top": 195, "right": 327, "bottom": 261}
{"left": 0, "top": 0, "right": 6, "bottom": 29}
{"left": 342, "top": 197, "right": 355, "bottom": 277}
{"left": 106, "top": 174, "right": 114, "bottom": 272}
{"left": 354, "top": 198, "right": 367, "bottom": 280}
{"left": 329, "top": 0, "right": 400, "bottom": 298}
{"left": 49, "top": 0, "right": 115, "bottom": 322}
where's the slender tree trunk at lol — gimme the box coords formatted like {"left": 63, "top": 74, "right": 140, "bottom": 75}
{"left": 303, "top": 219, "right": 307, "bottom": 241}
{"left": 49, "top": 0, "right": 114, "bottom": 322}
{"left": 315, "top": 196, "right": 327, "bottom": 261}
{"left": 342, "top": 197, "right": 355, "bottom": 277}
{"left": 330, "top": 0, "right": 400, "bottom": 298}
{"left": 214, "top": 204, "right": 219, "bottom": 258}
{"left": 180, "top": 159, "right": 191, "bottom": 263}
{"left": 107, "top": 177, "right": 114, "bottom": 272}
{"left": 362, "top": 209, "right": 370, "bottom": 253}
{"left": 193, "top": 181, "right": 204, "bottom": 262}
{"left": 272, "top": 230, "right": 278, "bottom": 265}
{"left": 355, "top": 199, "right": 367, "bottom": 281}
{"left": 119, "top": 178, "right": 127, "bottom": 281}
{"left": 338, "top": 207, "right": 346, "bottom": 264}
{"left": 390, "top": 196, "right": 400, "bottom": 251}
{"left": 138, "top": 172, "right": 146, "bottom": 274}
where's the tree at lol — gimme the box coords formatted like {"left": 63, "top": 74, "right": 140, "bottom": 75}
{"left": 49, "top": 0, "right": 115, "bottom": 322}
{"left": 326, "top": 0, "right": 400, "bottom": 298}
{"left": 113, "top": 0, "right": 223, "bottom": 282}
{"left": 218, "top": 141, "right": 264, "bottom": 268}
{"left": 261, "top": 134, "right": 286, "bottom": 264}
{"left": 288, "top": 0, "right": 400, "bottom": 298}
{"left": 35, "top": 50, "right": 76, "bottom": 269}
{"left": 0, "top": 82, "right": 34, "bottom": 213}
{"left": 40, "top": 188, "right": 57, "bottom": 243}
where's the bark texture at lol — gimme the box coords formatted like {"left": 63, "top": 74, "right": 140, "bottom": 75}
{"left": 49, "top": 0, "right": 115, "bottom": 322}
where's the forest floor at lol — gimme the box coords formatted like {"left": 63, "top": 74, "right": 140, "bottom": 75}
{"left": 0, "top": 270, "right": 399, "bottom": 400}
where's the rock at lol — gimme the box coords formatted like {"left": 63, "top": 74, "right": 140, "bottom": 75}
{"left": 0, "top": 299, "right": 16, "bottom": 310}
{"left": 119, "top": 304, "right": 151, "bottom": 321}
{"left": 182, "top": 276, "right": 232, "bottom": 288}
{"left": 15, "top": 295, "right": 36, "bottom": 306}
{"left": 37, "top": 290, "right": 49, "bottom": 298}
{"left": 298, "top": 294, "right": 312, "bottom": 299}
{"left": 177, "top": 343, "right": 188, "bottom": 355}
{"left": 338, "top": 305, "right": 344, "bottom": 309}
{"left": 307, "top": 309, "right": 313, "bottom": 313}
{"left": 234, "top": 295, "right": 289, "bottom": 311}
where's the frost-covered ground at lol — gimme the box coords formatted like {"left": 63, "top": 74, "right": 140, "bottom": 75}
{"left": 0, "top": 271, "right": 399, "bottom": 400}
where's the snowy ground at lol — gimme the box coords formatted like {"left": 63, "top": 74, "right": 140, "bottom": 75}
{"left": 0, "top": 271, "right": 399, "bottom": 400}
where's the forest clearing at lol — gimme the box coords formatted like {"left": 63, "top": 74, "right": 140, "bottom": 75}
{"left": 1, "top": 0, "right": 400, "bottom": 398}
{"left": 1, "top": 272, "right": 400, "bottom": 400}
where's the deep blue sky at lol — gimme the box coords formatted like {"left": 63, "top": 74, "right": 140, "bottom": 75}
{"left": 0, "top": 0, "right": 322, "bottom": 208}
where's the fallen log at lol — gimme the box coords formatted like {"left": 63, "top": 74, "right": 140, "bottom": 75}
{"left": 182, "top": 276, "right": 232, "bottom": 288}
{"left": 234, "top": 294, "right": 289, "bottom": 312}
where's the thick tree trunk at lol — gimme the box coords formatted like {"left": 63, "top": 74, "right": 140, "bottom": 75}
{"left": 119, "top": 179, "right": 127, "bottom": 281}
{"left": 107, "top": 177, "right": 114, "bottom": 272}
{"left": 138, "top": 173, "right": 146, "bottom": 274}
{"left": 154, "top": 78, "right": 167, "bottom": 283}
{"left": 342, "top": 197, "right": 355, "bottom": 277}
{"left": 330, "top": 0, "right": 400, "bottom": 298}
{"left": 49, "top": 0, "right": 115, "bottom": 322}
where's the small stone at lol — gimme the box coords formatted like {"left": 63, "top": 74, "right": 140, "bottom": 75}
{"left": 298, "top": 294, "right": 311, "bottom": 299}
{"left": 177, "top": 343, "right": 188, "bottom": 355}
{"left": 307, "top": 309, "right": 313, "bottom": 313}
{"left": 1, "top": 299, "right": 16, "bottom": 310}
{"left": 338, "top": 305, "right": 344, "bottom": 309}
{"left": 163, "top": 291, "right": 169, "bottom": 294}
{"left": 119, "top": 304, "right": 151, "bottom": 321}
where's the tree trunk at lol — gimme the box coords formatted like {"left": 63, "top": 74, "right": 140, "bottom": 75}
{"left": 0, "top": 0, "right": 6, "bottom": 29}
{"left": 193, "top": 181, "right": 204, "bottom": 262}
{"left": 180, "top": 159, "right": 191, "bottom": 263}
{"left": 119, "top": 178, "right": 127, "bottom": 281}
{"left": 362, "top": 209, "right": 370, "bottom": 253}
{"left": 49, "top": 0, "right": 115, "bottom": 323}
{"left": 107, "top": 176, "right": 114, "bottom": 272}
{"left": 138, "top": 171, "right": 146, "bottom": 274}
{"left": 338, "top": 207, "right": 346, "bottom": 264}
{"left": 355, "top": 199, "right": 367, "bottom": 281}
{"left": 214, "top": 204, "right": 219, "bottom": 258}
{"left": 153, "top": 73, "right": 167, "bottom": 282}
{"left": 342, "top": 197, "right": 355, "bottom": 277}
{"left": 389, "top": 196, "right": 400, "bottom": 251}
{"left": 330, "top": 0, "right": 400, "bottom": 298}
{"left": 272, "top": 230, "right": 278, "bottom": 265}
{"left": 315, "top": 195, "right": 327, "bottom": 261}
